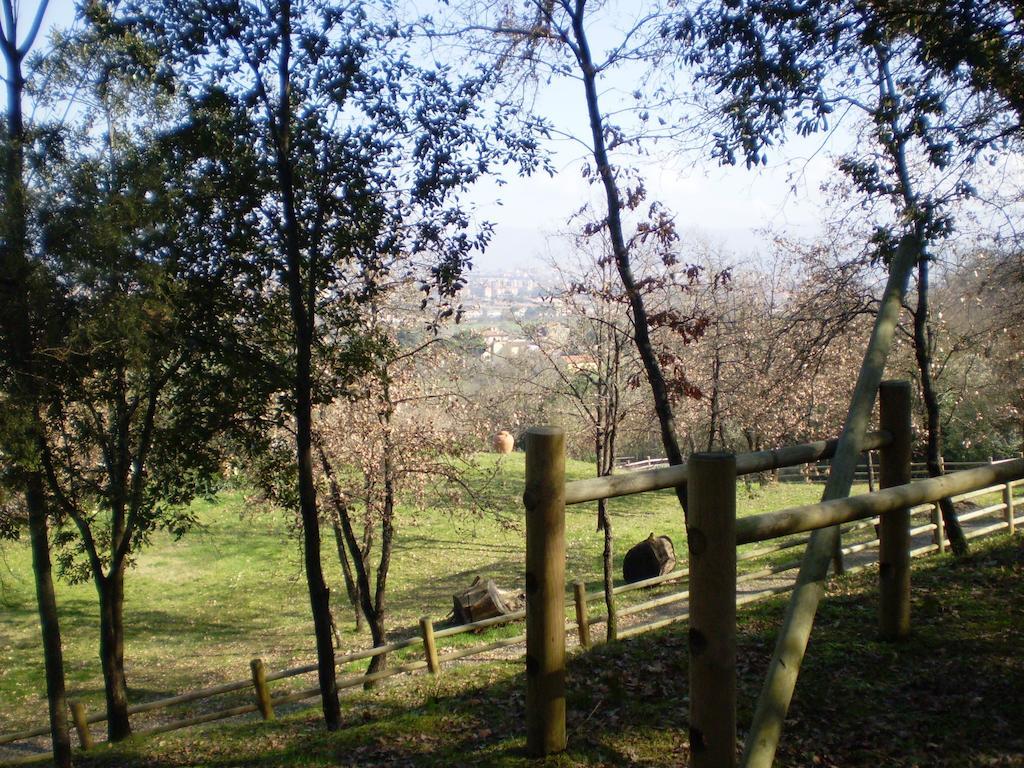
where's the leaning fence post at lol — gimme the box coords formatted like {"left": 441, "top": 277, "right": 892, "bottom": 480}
{"left": 524, "top": 426, "right": 567, "bottom": 757}
{"left": 69, "top": 701, "right": 93, "bottom": 750}
{"left": 1004, "top": 482, "right": 1016, "bottom": 535}
{"left": 688, "top": 452, "right": 737, "bottom": 768}
{"left": 573, "top": 580, "right": 591, "bottom": 649}
{"left": 420, "top": 616, "right": 441, "bottom": 676}
{"left": 250, "top": 658, "right": 274, "bottom": 720}
{"left": 878, "top": 381, "right": 912, "bottom": 641}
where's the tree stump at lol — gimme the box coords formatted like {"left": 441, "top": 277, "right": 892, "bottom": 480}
{"left": 453, "top": 576, "right": 523, "bottom": 625}
{"left": 622, "top": 533, "right": 676, "bottom": 583}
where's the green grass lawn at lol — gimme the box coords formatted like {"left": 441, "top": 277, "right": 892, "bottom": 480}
{"left": 54, "top": 533, "right": 1024, "bottom": 768}
{"left": 0, "top": 452, "right": 848, "bottom": 739}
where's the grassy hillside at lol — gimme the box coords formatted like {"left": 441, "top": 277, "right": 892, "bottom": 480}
{"left": 54, "top": 534, "right": 1024, "bottom": 767}
{"left": 0, "top": 452, "right": 850, "bottom": 737}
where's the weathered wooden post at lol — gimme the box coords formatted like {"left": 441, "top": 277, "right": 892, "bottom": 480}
{"left": 69, "top": 701, "right": 93, "bottom": 750}
{"left": 524, "top": 426, "right": 567, "bottom": 757}
{"left": 420, "top": 616, "right": 441, "bottom": 675}
{"left": 573, "top": 580, "right": 591, "bottom": 649}
{"left": 688, "top": 452, "right": 737, "bottom": 768}
{"left": 1004, "top": 482, "right": 1016, "bottom": 535}
{"left": 931, "top": 503, "right": 945, "bottom": 552}
{"left": 878, "top": 381, "right": 912, "bottom": 641}
{"left": 934, "top": 453, "right": 947, "bottom": 553}
{"left": 250, "top": 658, "right": 274, "bottom": 720}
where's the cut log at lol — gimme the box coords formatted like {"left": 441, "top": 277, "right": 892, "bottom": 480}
{"left": 453, "top": 576, "right": 524, "bottom": 625}
{"left": 623, "top": 533, "right": 676, "bottom": 583}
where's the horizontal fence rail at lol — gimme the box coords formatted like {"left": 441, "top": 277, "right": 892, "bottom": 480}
{"left": 736, "top": 459, "right": 1024, "bottom": 545}
{"left": 565, "top": 431, "right": 893, "bottom": 505}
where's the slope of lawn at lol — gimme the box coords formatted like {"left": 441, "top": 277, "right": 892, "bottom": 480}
{"left": 54, "top": 533, "right": 1024, "bottom": 768}
{"left": 1, "top": 451, "right": 865, "bottom": 740}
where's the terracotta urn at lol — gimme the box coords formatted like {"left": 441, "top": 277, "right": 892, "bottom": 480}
{"left": 492, "top": 430, "right": 514, "bottom": 454}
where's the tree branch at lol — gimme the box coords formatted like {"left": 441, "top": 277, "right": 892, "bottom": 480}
{"left": 17, "top": 0, "right": 50, "bottom": 57}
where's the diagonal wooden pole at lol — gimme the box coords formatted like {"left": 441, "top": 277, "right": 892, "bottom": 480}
{"left": 740, "top": 235, "right": 918, "bottom": 768}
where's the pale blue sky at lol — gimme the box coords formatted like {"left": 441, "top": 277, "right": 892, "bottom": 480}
{"left": 5, "top": 0, "right": 857, "bottom": 273}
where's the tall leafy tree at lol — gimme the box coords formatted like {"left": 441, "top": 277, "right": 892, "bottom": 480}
{"left": 120, "top": 0, "right": 540, "bottom": 727}
{"left": 0, "top": 0, "right": 72, "bottom": 762}
{"left": 678, "top": 3, "right": 1017, "bottom": 761}
{"left": 682, "top": 0, "right": 1018, "bottom": 556}
{"left": 26, "top": 23, "right": 268, "bottom": 739}
{"left": 870, "top": 0, "right": 1024, "bottom": 124}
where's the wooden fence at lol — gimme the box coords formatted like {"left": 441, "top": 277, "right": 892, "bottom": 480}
{"left": 621, "top": 452, "right": 1024, "bottom": 487}
{"left": 0, "top": 524, "right": 798, "bottom": 762}
{"left": 522, "top": 392, "right": 1024, "bottom": 762}
{"left": 1, "top": 601, "right": 528, "bottom": 763}
{"left": 4, "top": 423, "right": 1021, "bottom": 765}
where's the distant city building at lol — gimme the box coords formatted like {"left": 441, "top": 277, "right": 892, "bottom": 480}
{"left": 478, "top": 326, "right": 540, "bottom": 361}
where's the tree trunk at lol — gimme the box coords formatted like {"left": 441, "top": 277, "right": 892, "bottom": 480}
{"left": 331, "top": 518, "right": 363, "bottom": 632}
{"left": 571, "top": 11, "right": 688, "bottom": 518}
{"left": 330, "top": 482, "right": 386, "bottom": 684}
{"left": 707, "top": 347, "right": 722, "bottom": 452}
{"left": 912, "top": 256, "right": 968, "bottom": 555}
{"left": 275, "top": 2, "right": 340, "bottom": 729}
{"left": 318, "top": 442, "right": 365, "bottom": 633}
{"left": 598, "top": 499, "right": 616, "bottom": 641}
{"left": 292, "top": 300, "right": 341, "bottom": 726}
{"left": 365, "top": 405, "right": 397, "bottom": 682}
{"left": 363, "top": 610, "right": 388, "bottom": 679}
{"left": 97, "top": 568, "right": 131, "bottom": 741}
{"left": 594, "top": 422, "right": 617, "bottom": 640}
{"left": 333, "top": 497, "right": 378, "bottom": 643}
{"left": 4, "top": 35, "right": 72, "bottom": 768}
{"left": 26, "top": 479, "right": 72, "bottom": 766}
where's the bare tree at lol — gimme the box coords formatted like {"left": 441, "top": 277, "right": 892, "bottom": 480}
{"left": 314, "top": 292, "right": 490, "bottom": 676}
{"left": 519, "top": 238, "right": 643, "bottom": 640}
{"left": 443, "top": 1, "right": 713, "bottom": 522}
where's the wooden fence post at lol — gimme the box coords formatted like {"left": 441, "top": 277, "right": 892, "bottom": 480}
{"left": 1004, "top": 482, "right": 1016, "bottom": 535}
{"left": 420, "top": 616, "right": 441, "bottom": 676}
{"left": 524, "top": 426, "right": 567, "bottom": 757}
{"left": 250, "top": 659, "right": 274, "bottom": 720}
{"left": 69, "top": 701, "right": 93, "bottom": 750}
{"left": 932, "top": 503, "right": 945, "bottom": 552}
{"left": 688, "top": 452, "right": 737, "bottom": 768}
{"left": 573, "top": 581, "right": 590, "bottom": 649}
{"left": 878, "top": 381, "right": 912, "bottom": 641}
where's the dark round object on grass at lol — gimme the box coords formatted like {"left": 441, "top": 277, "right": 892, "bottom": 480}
{"left": 623, "top": 533, "right": 676, "bottom": 583}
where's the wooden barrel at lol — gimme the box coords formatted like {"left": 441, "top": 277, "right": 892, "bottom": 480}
{"left": 623, "top": 533, "right": 676, "bottom": 582}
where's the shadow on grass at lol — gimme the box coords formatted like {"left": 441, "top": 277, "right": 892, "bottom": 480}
{"left": 76, "top": 536, "right": 1024, "bottom": 768}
